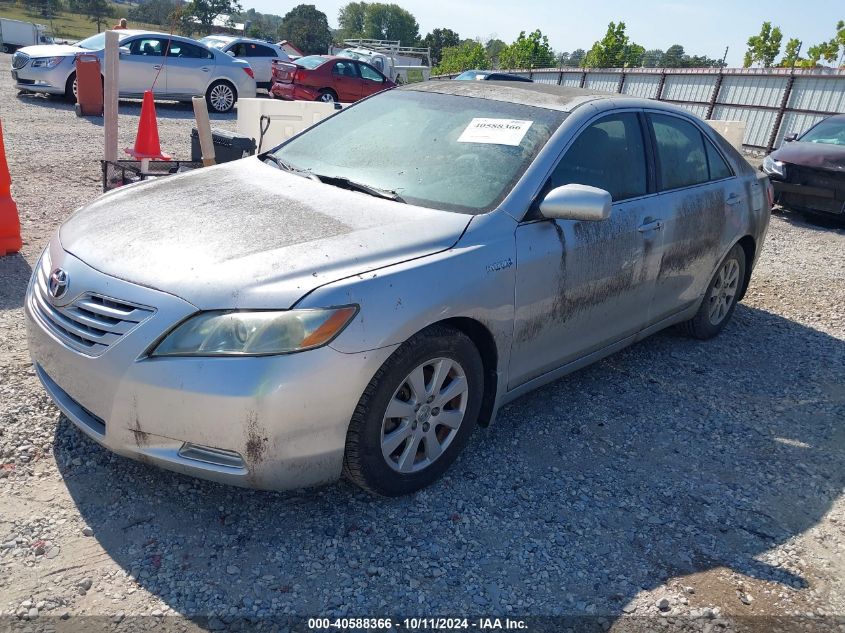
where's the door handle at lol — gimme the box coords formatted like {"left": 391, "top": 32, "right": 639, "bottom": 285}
{"left": 638, "top": 219, "right": 663, "bottom": 233}
{"left": 726, "top": 194, "right": 742, "bottom": 206}
{"left": 152, "top": 65, "right": 162, "bottom": 70}
{"left": 200, "top": 67, "right": 210, "bottom": 72}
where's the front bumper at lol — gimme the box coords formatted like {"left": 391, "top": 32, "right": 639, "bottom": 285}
{"left": 12, "top": 62, "right": 71, "bottom": 94}
{"left": 771, "top": 167, "right": 845, "bottom": 216}
{"left": 26, "top": 242, "right": 396, "bottom": 490}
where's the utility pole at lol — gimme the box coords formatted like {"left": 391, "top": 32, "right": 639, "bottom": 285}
{"left": 721, "top": 46, "right": 729, "bottom": 67}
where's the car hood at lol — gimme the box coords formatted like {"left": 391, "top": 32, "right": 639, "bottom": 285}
{"left": 60, "top": 159, "right": 472, "bottom": 309}
{"left": 19, "top": 44, "right": 87, "bottom": 57}
{"left": 771, "top": 141, "right": 845, "bottom": 173}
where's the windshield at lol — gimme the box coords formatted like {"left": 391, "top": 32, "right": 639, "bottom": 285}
{"left": 199, "top": 37, "right": 229, "bottom": 50}
{"left": 77, "top": 31, "right": 130, "bottom": 50}
{"left": 296, "top": 55, "right": 328, "bottom": 69}
{"left": 271, "top": 90, "right": 564, "bottom": 213}
{"left": 800, "top": 118, "right": 845, "bottom": 147}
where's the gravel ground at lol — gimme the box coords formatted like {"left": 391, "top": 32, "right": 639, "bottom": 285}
{"left": 1, "top": 54, "right": 844, "bottom": 632}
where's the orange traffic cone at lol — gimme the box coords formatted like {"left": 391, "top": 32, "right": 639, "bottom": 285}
{"left": 125, "top": 91, "right": 171, "bottom": 160}
{"left": 0, "top": 120, "right": 23, "bottom": 257}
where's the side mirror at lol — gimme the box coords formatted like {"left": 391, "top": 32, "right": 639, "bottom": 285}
{"left": 784, "top": 132, "right": 798, "bottom": 142}
{"left": 226, "top": 50, "right": 236, "bottom": 57}
{"left": 119, "top": 46, "right": 130, "bottom": 55}
{"left": 539, "top": 184, "right": 612, "bottom": 222}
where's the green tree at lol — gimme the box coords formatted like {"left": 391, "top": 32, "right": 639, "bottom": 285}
{"left": 420, "top": 28, "right": 460, "bottom": 66}
{"left": 338, "top": 1, "right": 367, "bottom": 38}
{"left": 72, "top": 0, "right": 113, "bottom": 32}
{"left": 565, "top": 48, "right": 586, "bottom": 67}
{"left": 24, "top": 0, "right": 63, "bottom": 19}
{"left": 128, "top": 0, "right": 179, "bottom": 26}
{"left": 278, "top": 4, "right": 332, "bottom": 55}
{"left": 779, "top": 37, "right": 802, "bottom": 67}
{"left": 434, "top": 40, "right": 488, "bottom": 74}
{"left": 662, "top": 44, "right": 685, "bottom": 67}
{"left": 642, "top": 49, "right": 663, "bottom": 67}
{"left": 585, "top": 21, "right": 630, "bottom": 67}
{"left": 744, "top": 21, "right": 783, "bottom": 67}
{"left": 177, "top": 0, "right": 242, "bottom": 35}
{"left": 485, "top": 38, "right": 507, "bottom": 67}
{"left": 498, "top": 29, "right": 555, "bottom": 69}
{"left": 625, "top": 43, "right": 645, "bottom": 67}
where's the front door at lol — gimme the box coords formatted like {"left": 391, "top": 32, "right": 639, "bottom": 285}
{"left": 644, "top": 111, "right": 743, "bottom": 322}
{"left": 509, "top": 112, "right": 665, "bottom": 388}
{"left": 120, "top": 36, "right": 168, "bottom": 95}
{"left": 358, "top": 62, "right": 388, "bottom": 97}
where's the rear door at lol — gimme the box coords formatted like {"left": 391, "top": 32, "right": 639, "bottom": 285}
{"left": 330, "top": 59, "right": 362, "bottom": 102}
{"left": 509, "top": 111, "right": 665, "bottom": 388}
{"left": 165, "top": 39, "right": 215, "bottom": 97}
{"left": 644, "top": 111, "right": 743, "bottom": 322}
{"left": 120, "top": 36, "right": 168, "bottom": 95}
{"left": 358, "top": 61, "right": 389, "bottom": 97}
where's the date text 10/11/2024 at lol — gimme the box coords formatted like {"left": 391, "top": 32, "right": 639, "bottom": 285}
{"left": 307, "top": 617, "right": 529, "bottom": 630}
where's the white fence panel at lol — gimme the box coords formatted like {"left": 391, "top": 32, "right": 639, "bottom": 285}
{"left": 584, "top": 73, "right": 618, "bottom": 92}
{"left": 662, "top": 74, "right": 714, "bottom": 103}
{"left": 718, "top": 75, "right": 786, "bottom": 108}
{"left": 711, "top": 105, "right": 777, "bottom": 147}
{"left": 622, "top": 74, "right": 660, "bottom": 98}
{"left": 788, "top": 77, "right": 845, "bottom": 113}
{"left": 560, "top": 73, "right": 582, "bottom": 87}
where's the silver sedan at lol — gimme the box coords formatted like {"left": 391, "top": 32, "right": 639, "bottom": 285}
{"left": 12, "top": 30, "right": 256, "bottom": 113}
{"left": 26, "top": 82, "right": 772, "bottom": 496}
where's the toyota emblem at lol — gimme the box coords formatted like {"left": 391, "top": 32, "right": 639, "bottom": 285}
{"left": 48, "top": 268, "right": 69, "bottom": 300}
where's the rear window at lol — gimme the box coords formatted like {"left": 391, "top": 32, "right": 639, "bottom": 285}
{"left": 296, "top": 55, "right": 328, "bottom": 69}
{"left": 271, "top": 90, "right": 565, "bottom": 214}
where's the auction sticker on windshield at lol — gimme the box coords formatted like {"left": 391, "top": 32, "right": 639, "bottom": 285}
{"left": 458, "top": 118, "right": 533, "bottom": 146}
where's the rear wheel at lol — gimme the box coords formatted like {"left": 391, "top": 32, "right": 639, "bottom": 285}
{"left": 343, "top": 325, "right": 484, "bottom": 496}
{"left": 317, "top": 88, "right": 337, "bottom": 103}
{"left": 680, "top": 243, "right": 746, "bottom": 340}
{"left": 206, "top": 80, "right": 236, "bottom": 113}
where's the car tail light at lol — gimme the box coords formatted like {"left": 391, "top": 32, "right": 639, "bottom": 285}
{"left": 292, "top": 69, "right": 303, "bottom": 83}
{"left": 243, "top": 67, "right": 254, "bottom": 79}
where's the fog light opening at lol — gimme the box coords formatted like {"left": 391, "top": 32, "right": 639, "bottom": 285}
{"left": 178, "top": 443, "right": 246, "bottom": 470}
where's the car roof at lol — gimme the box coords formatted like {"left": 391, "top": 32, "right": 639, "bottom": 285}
{"left": 404, "top": 80, "right": 621, "bottom": 113}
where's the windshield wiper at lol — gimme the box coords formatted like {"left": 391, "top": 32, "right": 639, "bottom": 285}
{"left": 262, "top": 154, "right": 311, "bottom": 175}
{"left": 311, "top": 173, "right": 406, "bottom": 203}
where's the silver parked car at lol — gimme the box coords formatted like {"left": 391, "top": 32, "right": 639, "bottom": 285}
{"left": 26, "top": 82, "right": 772, "bottom": 496}
{"left": 12, "top": 30, "right": 256, "bottom": 113}
{"left": 199, "top": 35, "right": 290, "bottom": 91}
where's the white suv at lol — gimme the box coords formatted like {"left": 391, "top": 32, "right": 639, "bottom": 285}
{"left": 12, "top": 30, "right": 257, "bottom": 113}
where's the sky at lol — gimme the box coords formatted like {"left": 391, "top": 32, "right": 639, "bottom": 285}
{"left": 248, "top": 0, "right": 842, "bottom": 67}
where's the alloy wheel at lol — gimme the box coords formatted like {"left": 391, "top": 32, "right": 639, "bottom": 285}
{"left": 380, "top": 357, "right": 468, "bottom": 474}
{"left": 209, "top": 84, "right": 234, "bottom": 112}
{"left": 708, "top": 257, "right": 740, "bottom": 325}
{"left": 318, "top": 92, "right": 335, "bottom": 102}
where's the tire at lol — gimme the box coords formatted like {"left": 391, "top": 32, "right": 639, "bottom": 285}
{"left": 343, "top": 325, "right": 484, "bottom": 496}
{"left": 64, "top": 72, "right": 77, "bottom": 102}
{"left": 680, "top": 243, "right": 746, "bottom": 340}
{"left": 2, "top": 44, "right": 11, "bottom": 54}
{"left": 205, "top": 80, "right": 237, "bottom": 113}
{"left": 316, "top": 89, "right": 337, "bottom": 103}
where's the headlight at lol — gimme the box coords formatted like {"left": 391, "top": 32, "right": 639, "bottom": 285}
{"left": 151, "top": 307, "right": 357, "bottom": 357}
{"left": 30, "top": 56, "right": 64, "bottom": 69}
{"left": 762, "top": 155, "right": 786, "bottom": 179}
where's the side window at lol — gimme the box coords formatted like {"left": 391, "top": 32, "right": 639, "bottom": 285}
{"left": 705, "top": 139, "right": 732, "bottom": 180}
{"left": 359, "top": 63, "right": 384, "bottom": 82}
{"left": 247, "top": 44, "right": 275, "bottom": 57}
{"left": 550, "top": 112, "right": 647, "bottom": 202}
{"left": 650, "top": 113, "right": 709, "bottom": 190}
{"left": 171, "top": 41, "right": 212, "bottom": 59}
{"left": 332, "top": 61, "right": 359, "bottom": 78}
{"left": 129, "top": 38, "right": 165, "bottom": 56}
{"left": 230, "top": 43, "right": 246, "bottom": 57}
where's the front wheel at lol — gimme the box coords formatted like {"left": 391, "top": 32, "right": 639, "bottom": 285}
{"left": 343, "top": 325, "right": 484, "bottom": 496}
{"left": 680, "top": 243, "right": 746, "bottom": 340}
{"left": 206, "top": 80, "right": 236, "bottom": 113}
{"left": 64, "top": 72, "right": 77, "bottom": 102}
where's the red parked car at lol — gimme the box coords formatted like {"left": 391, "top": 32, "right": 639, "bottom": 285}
{"left": 269, "top": 55, "right": 395, "bottom": 103}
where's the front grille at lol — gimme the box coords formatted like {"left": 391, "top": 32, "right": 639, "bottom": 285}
{"left": 12, "top": 52, "right": 30, "bottom": 70}
{"left": 30, "top": 259, "right": 155, "bottom": 356}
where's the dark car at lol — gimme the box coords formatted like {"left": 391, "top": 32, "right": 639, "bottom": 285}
{"left": 454, "top": 70, "right": 533, "bottom": 82}
{"left": 762, "top": 114, "right": 845, "bottom": 217}
{"left": 269, "top": 54, "right": 395, "bottom": 103}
